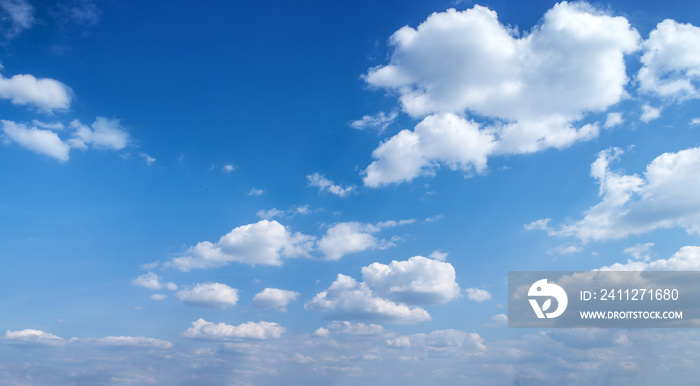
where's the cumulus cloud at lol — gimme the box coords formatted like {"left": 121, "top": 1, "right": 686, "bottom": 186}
{"left": 362, "top": 2, "right": 640, "bottom": 186}
{"left": 361, "top": 256, "right": 461, "bottom": 306}
{"left": 222, "top": 164, "right": 236, "bottom": 174}
{"left": 548, "top": 146, "right": 700, "bottom": 242}
{"left": 598, "top": 246, "right": 700, "bottom": 271}
{"left": 0, "top": 0, "right": 35, "bottom": 38}
{"left": 307, "top": 173, "right": 356, "bottom": 197}
{"left": 465, "top": 288, "right": 492, "bottom": 302}
{"left": 252, "top": 288, "right": 300, "bottom": 312}
{"left": 169, "top": 220, "right": 315, "bottom": 271}
{"left": 305, "top": 274, "right": 432, "bottom": 324}
{"left": 68, "top": 118, "right": 129, "bottom": 150}
{"left": 91, "top": 336, "right": 173, "bottom": 349}
{"left": 0, "top": 72, "right": 71, "bottom": 112}
{"left": 175, "top": 282, "right": 239, "bottom": 309}
{"left": 638, "top": 19, "right": 700, "bottom": 99}
{"left": 317, "top": 222, "right": 382, "bottom": 260}
{"left": 2, "top": 329, "right": 65, "bottom": 346}
{"left": 349, "top": 110, "right": 398, "bottom": 132}
{"left": 183, "top": 319, "right": 285, "bottom": 340}
{"left": 131, "top": 272, "right": 176, "bottom": 291}
{"left": 2, "top": 120, "right": 70, "bottom": 161}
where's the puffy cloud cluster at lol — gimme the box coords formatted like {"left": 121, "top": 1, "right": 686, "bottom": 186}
{"left": 0, "top": 73, "right": 71, "bottom": 112}
{"left": 182, "top": 319, "right": 285, "bottom": 340}
{"left": 2, "top": 329, "right": 173, "bottom": 350}
{"left": 386, "top": 329, "right": 486, "bottom": 351}
{"left": 2, "top": 117, "right": 131, "bottom": 162}
{"left": 252, "top": 288, "right": 300, "bottom": 312}
{"left": 169, "top": 220, "right": 315, "bottom": 271}
{"left": 132, "top": 271, "right": 177, "bottom": 291}
{"left": 317, "top": 222, "right": 383, "bottom": 261}
{"left": 175, "top": 282, "right": 239, "bottom": 309}
{"left": 543, "top": 146, "right": 700, "bottom": 241}
{"left": 362, "top": 2, "right": 640, "bottom": 186}
{"left": 306, "top": 256, "right": 461, "bottom": 323}
{"left": 638, "top": 19, "right": 700, "bottom": 99}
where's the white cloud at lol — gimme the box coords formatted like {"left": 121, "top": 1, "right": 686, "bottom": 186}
{"left": 0, "top": 73, "right": 70, "bottom": 112}
{"left": 691, "top": 118, "right": 700, "bottom": 126}
{"left": 598, "top": 246, "right": 700, "bottom": 271}
{"left": 305, "top": 274, "right": 432, "bottom": 324}
{"left": 169, "top": 220, "right": 315, "bottom": 271}
{"left": 223, "top": 164, "right": 236, "bottom": 174}
{"left": 31, "top": 120, "right": 64, "bottom": 130}
{"left": 465, "top": 288, "right": 492, "bottom": 302}
{"left": 316, "top": 222, "right": 382, "bottom": 260}
{"left": 604, "top": 112, "right": 624, "bottom": 128}
{"left": 428, "top": 250, "right": 448, "bottom": 261}
{"left": 361, "top": 256, "right": 461, "bottom": 306}
{"left": 131, "top": 272, "right": 176, "bottom": 291}
{"left": 91, "top": 336, "right": 173, "bottom": 349}
{"left": 387, "top": 329, "right": 486, "bottom": 351}
{"left": 363, "top": 113, "right": 495, "bottom": 186}
{"left": 524, "top": 218, "right": 552, "bottom": 231}
{"left": 638, "top": 19, "right": 700, "bottom": 99}
{"left": 350, "top": 110, "right": 398, "bottom": 132}
{"left": 183, "top": 319, "right": 285, "bottom": 340}
{"left": 175, "top": 282, "right": 239, "bottom": 309}
{"left": 2, "top": 120, "right": 70, "bottom": 161}
{"left": 362, "top": 3, "right": 639, "bottom": 186}
{"left": 623, "top": 242, "right": 654, "bottom": 261}
{"left": 140, "top": 152, "right": 155, "bottom": 166}
{"left": 306, "top": 173, "right": 356, "bottom": 197}
{"left": 252, "top": 288, "right": 300, "bottom": 312}
{"left": 550, "top": 146, "right": 700, "bottom": 242}
{"left": 2, "top": 329, "right": 65, "bottom": 346}
{"left": 547, "top": 245, "right": 583, "bottom": 255}
{"left": 256, "top": 208, "right": 285, "bottom": 220}
{"left": 150, "top": 294, "right": 167, "bottom": 301}
{"left": 0, "top": 0, "right": 35, "bottom": 38}
{"left": 247, "top": 187, "right": 264, "bottom": 196}
{"left": 68, "top": 117, "right": 129, "bottom": 150}
{"left": 640, "top": 104, "right": 661, "bottom": 122}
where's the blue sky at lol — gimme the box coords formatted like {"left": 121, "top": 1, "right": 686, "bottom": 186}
{"left": 2, "top": 0, "right": 700, "bottom": 384}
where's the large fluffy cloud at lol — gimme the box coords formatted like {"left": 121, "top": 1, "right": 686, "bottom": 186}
{"left": 252, "top": 288, "right": 300, "bottom": 312}
{"left": 169, "top": 220, "right": 315, "bottom": 270}
{"left": 361, "top": 255, "right": 461, "bottom": 306}
{"left": 68, "top": 118, "right": 129, "bottom": 150}
{"left": 543, "top": 146, "right": 700, "bottom": 241}
{"left": 175, "top": 282, "right": 239, "bottom": 309}
{"left": 305, "top": 274, "right": 432, "bottom": 324}
{"left": 638, "top": 19, "right": 700, "bottom": 99}
{"left": 1, "top": 120, "right": 70, "bottom": 161}
{"left": 362, "top": 2, "right": 640, "bottom": 186}
{"left": 317, "top": 222, "right": 382, "bottom": 260}
{"left": 0, "top": 73, "right": 71, "bottom": 111}
{"left": 182, "top": 319, "right": 285, "bottom": 340}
